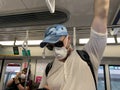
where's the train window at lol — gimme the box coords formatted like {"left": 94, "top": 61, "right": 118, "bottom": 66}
{"left": 109, "top": 65, "right": 120, "bottom": 90}
{"left": 3, "top": 63, "right": 21, "bottom": 89}
{"left": 98, "top": 65, "right": 106, "bottom": 90}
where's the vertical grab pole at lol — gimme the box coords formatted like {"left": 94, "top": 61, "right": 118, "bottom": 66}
{"left": 22, "top": 30, "right": 31, "bottom": 90}
{"left": 73, "top": 27, "right": 76, "bottom": 50}
{"left": 0, "top": 57, "right": 5, "bottom": 82}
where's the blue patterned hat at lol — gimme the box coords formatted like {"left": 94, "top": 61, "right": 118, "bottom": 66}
{"left": 40, "top": 24, "right": 68, "bottom": 48}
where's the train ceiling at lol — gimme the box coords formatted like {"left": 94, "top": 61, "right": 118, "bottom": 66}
{"left": 0, "top": 0, "right": 119, "bottom": 45}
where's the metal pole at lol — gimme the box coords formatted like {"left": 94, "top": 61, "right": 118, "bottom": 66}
{"left": 0, "top": 57, "right": 5, "bottom": 82}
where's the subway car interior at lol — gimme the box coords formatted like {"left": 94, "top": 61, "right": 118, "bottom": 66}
{"left": 0, "top": 0, "right": 120, "bottom": 90}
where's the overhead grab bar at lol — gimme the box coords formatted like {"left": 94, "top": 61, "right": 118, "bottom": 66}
{"left": 22, "top": 30, "right": 31, "bottom": 90}
{"left": 110, "top": 28, "right": 120, "bottom": 35}
{"left": 22, "top": 30, "right": 28, "bottom": 50}
{"left": 46, "top": 0, "right": 55, "bottom": 13}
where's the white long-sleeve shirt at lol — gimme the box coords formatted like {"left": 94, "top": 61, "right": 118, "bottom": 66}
{"left": 39, "top": 28, "right": 107, "bottom": 90}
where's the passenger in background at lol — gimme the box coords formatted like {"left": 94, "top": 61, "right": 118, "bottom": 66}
{"left": 38, "top": 0, "right": 110, "bottom": 90}
{"left": 6, "top": 68, "right": 31, "bottom": 90}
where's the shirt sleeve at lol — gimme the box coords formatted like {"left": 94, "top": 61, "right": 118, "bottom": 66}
{"left": 38, "top": 71, "right": 47, "bottom": 88}
{"left": 83, "top": 27, "right": 107, "bottom": 68}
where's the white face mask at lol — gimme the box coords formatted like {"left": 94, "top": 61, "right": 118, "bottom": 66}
{"left": 54, "top": 36, "right": 69, "bottom": 60}
{"left": 20, "top": 74, "right": 26, "bottom": 79}
{"left": 54, "top": 47, "right": 68, "bottom": 60}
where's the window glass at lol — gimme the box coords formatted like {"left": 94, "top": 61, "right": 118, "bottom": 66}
{"left": 98, "top": 65, "right": 106, "bottom": 90}
{"left": 109, "top": 65, "right": 120, "bottom": 90}
{"left": 3, "top": 63, "right": 21, "bottom": 90}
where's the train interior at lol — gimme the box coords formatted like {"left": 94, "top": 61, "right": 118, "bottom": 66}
{"left": 0, "top": 0, "right": 120, "bottom": 90}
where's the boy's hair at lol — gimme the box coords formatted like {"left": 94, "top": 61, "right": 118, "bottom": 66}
{"left": 22, "top": 68, "right": 31, "bottom": 80}
{"left": 22, "top": 68, "right": 31, "bottom": 74}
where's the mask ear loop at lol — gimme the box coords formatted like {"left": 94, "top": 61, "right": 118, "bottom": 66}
{"left": 73, "top": 27, "right": 76, "bottom": 50}
{"left": 42, "top": 45, "right": 47, "bottom": 59}
{"left": 42, "top": 48, "right": 46, "bottom": 58}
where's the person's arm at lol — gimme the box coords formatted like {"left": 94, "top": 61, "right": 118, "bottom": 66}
{"left": 16, "top": 84, "right": 30, "bottom": 90}
{"left": 92, "top": 0, "right": 110, "bottom": 33}
{"left": 6, "top": 78, "right": 14, "bottom": 87}
{"left": 83, "top": 0, "right": 110, "bottom": 66}
{"left": 14, "top": 77, "right": 30, "bottom": 90}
